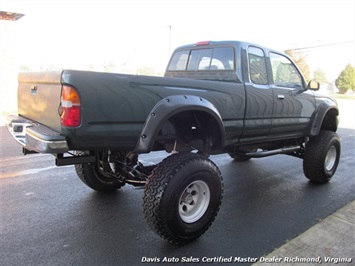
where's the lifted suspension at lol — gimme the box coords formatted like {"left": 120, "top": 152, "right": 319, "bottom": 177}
{"left": 104, "top": 150, "right": 156, "bottom": 187}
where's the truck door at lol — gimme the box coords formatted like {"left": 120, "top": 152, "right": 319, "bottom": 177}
{"left": 269, "top": 52, "right": 315, "bottom": 137}
{"left": 241, "top": 46, "right": 273, "bottom": 141}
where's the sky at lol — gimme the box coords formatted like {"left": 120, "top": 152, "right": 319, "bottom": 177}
{"left": 1, "top": 0, "right": 355, "bottom": 79}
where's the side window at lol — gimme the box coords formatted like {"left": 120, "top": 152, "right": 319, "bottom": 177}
{"left": 270, "top": 53, "right": 302, "bottom": 88}
{"left": 248, "top": 47, "right": 268, "bottom": 85}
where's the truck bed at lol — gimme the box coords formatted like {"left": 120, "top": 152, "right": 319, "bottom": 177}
{"left": 16, "top": 70, "right": 246, "bottom": 152}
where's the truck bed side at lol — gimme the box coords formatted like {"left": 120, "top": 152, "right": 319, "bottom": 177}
{"left": 61, "top": 70, "right": 246, "bottom": 151}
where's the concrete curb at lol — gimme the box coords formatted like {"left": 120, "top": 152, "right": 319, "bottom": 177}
{"left": 253, "top": 200, "right": 355, "bottom": 265}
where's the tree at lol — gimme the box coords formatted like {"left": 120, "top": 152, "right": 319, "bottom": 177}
{"left": 313, "top": 68, "right": 328, "bottom": 83}
{"left": 285, "top": 50, "right": 311, "bottom": 82}
{"left": 335, "top": 64, "right": 355, "bottom": 94}
{"left": 137, "top": 66, "right": 157, "bottom": 76}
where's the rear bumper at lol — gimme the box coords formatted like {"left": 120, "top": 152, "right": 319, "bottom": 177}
{"left": 6, "top": 115, "right": 69, "bottom": 153}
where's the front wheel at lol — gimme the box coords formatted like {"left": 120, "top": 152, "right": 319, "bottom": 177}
{"left": 303, "top": 130, "right": 341, "bottom": 183}
{"left": 143, "top": 153, "right": 223, "bottom": 245}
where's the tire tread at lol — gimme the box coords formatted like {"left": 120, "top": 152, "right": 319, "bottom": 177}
{"left": 303, "top": 130, "right": 340, "bottom": 183}
{"left": 143, "top": 152, "right": 223, "bottom": 244}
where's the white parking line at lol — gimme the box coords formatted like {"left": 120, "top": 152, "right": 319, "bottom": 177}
{"left": 0, "top": 165, "right": 72, "bottom": 179}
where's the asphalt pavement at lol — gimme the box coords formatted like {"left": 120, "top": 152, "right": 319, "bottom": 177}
{"left": 1, "top": 112, "right": 355, "bottom": 265}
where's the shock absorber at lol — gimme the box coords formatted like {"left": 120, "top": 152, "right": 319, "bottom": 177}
{"left": 108, "top": 150, "right": 116, "bottom": 173}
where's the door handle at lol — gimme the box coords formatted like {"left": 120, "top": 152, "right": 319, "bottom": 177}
{"left": 277, "top": 94, "right": 285, "bottom": 100}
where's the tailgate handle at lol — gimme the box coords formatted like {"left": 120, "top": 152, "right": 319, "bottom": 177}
{"left": 31, "top": 85, "right": 38, "bottom": 94}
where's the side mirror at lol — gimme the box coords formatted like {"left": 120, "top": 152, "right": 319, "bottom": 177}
{"left": 307, "top": 80, "right": 320, "bottom": 91}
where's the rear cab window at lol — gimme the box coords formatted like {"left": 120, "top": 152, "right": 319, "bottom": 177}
{"left": 168, "top": 46, "right": 235, "bottom": 71}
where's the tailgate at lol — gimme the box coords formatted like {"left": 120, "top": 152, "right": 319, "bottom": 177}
{"left": 18, "top": 71, "right": 63, "bottom": 132}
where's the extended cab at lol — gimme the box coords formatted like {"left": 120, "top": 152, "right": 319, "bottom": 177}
{"left": 6, "top": 41, "right": 340, "bottom": 244}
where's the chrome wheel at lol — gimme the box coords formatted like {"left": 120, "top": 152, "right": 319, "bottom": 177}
{"left": 325, "top": 145, "right": 337, "bottom": 172}
{"left": 179, "top": 180, "right": 211, "bottom": 223}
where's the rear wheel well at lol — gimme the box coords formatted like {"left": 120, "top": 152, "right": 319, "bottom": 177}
{"left": 156, "top": 110, "right": 223, "bottom": 153}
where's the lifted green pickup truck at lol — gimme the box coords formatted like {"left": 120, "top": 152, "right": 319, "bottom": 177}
{"left": 6, "top": 40, "right": 340, "bottom": 244}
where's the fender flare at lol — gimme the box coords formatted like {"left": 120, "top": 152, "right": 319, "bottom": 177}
{"left": 132, "top": 95, "right": 225, "bottom": 154}
{"left": 309, "top": 99, "right": 339, "bottom": 136}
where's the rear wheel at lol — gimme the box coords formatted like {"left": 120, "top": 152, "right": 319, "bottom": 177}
{"left": 303, "top": 130, "right": 341, "bottom": 183}
{"left": 75, "top": 161, "right": 124, "bottom": 193}
{"left": 143, "top": 152, "right": 223, "bottom": 245}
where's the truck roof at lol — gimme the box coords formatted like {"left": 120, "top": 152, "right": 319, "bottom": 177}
{"left": 175, "top": 40, "right": 246, "bottom": 50}
{"left": 174, "top": 40, "right": 286, "bottom": 56}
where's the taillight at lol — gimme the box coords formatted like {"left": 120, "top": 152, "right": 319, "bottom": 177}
{"left": 60, "top": 85, "right": 81, "bottom": 127}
